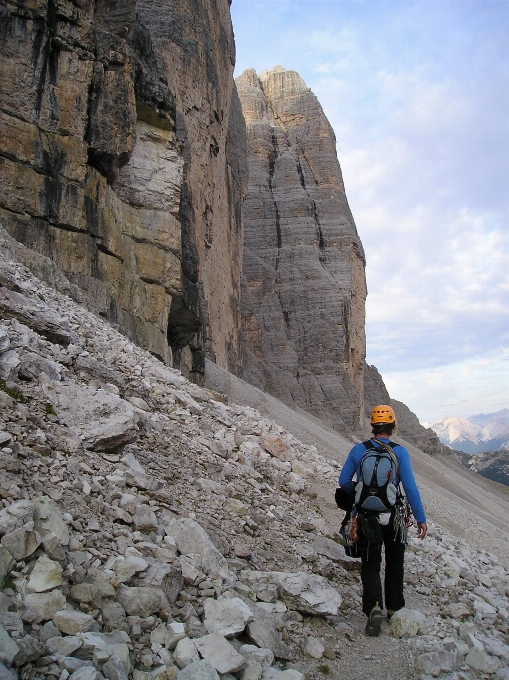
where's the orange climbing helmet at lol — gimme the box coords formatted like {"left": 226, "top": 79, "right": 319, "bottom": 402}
{"left": 370, "top": 404, "right": 396, "bottom": 425}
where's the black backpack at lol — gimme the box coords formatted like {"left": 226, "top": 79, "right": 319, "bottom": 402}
{"left": 354, "top": 439, "right": 400, "bottom": 513}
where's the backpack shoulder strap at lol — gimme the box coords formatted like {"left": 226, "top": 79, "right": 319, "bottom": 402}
{"left": 371, "top": 438, "right": 400, "bottom": 476}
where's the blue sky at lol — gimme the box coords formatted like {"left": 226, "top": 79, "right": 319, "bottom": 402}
{"left": 231, "top": 0, "right": 509, "bottom": 424}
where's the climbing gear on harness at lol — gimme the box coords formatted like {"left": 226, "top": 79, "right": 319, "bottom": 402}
{"left": 393, "top": 495, "right": 414, "bottom": 545}
{"left": 340, "top": 515, "right": 360, "bottom": 558}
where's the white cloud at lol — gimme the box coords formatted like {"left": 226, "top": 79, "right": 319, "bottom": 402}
{"left": 384, "top": 348, "right": 509, "bottom": 424}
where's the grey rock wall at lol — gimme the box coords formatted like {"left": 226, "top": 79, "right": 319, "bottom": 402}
{"left": 0, "top": 0, "right": 246, "bottom": 379}
{"left": 236, "top": 67, "right": 366, "bottom": 435}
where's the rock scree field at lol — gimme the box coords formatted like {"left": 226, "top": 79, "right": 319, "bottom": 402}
{"left": 0, "top": 239, "right": 509, "bottom": 679}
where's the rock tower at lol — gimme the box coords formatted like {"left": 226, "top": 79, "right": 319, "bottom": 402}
{"left": 236, "top": 67, "right": 366, "bottom": 434}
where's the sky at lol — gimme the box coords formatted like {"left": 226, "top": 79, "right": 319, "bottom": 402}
{"left": 230, "top": 0, "right": 509, "bottom": 424}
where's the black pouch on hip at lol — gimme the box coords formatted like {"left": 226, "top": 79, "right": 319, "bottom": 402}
{"left": 358, "top": 512, "right": 383, "bottom": 544}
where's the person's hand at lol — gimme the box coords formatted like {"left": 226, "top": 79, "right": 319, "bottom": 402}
{"left": 417, "top": 522, "right": 427, "bottom": 539}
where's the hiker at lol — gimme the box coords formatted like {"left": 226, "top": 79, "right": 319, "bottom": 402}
{"left": 338, "top": 404, "right": 427, "bottom": 636}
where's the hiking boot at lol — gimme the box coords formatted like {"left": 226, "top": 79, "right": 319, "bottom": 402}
{"left": 386, "top": 609, "right": 395, "bottom": 621}
{"left": 365, "top": 605, "right": 382, "bottom": 636}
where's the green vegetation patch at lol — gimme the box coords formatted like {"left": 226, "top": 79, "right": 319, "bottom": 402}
{"left": 0, "top": 378, "right": 25, "bottom": 402}
{"left": 44, "top": 403, "right": 57, "bottom": 416}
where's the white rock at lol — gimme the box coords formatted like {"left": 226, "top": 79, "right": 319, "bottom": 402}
{"left": 68, "top": 668, "right": 101, "bottom": 680}
{"left": 304, "top": 637, "right": 324, "bottom": 659}
{"left": 203, "top": 597, "right": 253, "bottom": 637}
{"left": 173, "top": 637, "right": 199, "bottom": 669}
{"left": 0, "top": 350, "right": 20, "bottom": 381}
{"left": 465, "top": 646, "right": 501, "bottom": 673}
{"left": 194, "top": 633, "right": 246, "bottom": 675}
{"left": 53, "top": 609, "right": 95, "bottom": 635}
{"left": 0, "top": 500, "right": 34, "bottom": 535}
{"left": 240, "top": 660, "right": 262, "bottom": 680}
{"left": 225, "top": 499, "right": 250, "bottom": 518}
{"left": 163, "top": 518, "right": 228, "bottom": 579}
{"left": 241, "top": 570, "right": 342, "bottom": 616}
{"left": 0, "top": 545, "right": 15, "bottom": 589}
{"left": 477, "top": 634, "right": 509, "bottom": 663}
{"left": 166, "top": 621, "right": 186, "bottom": 650}
{"left": 25, "top": 590, "right": 67, "bottom": 623}
{"left": 133, "top": 505, "right": 158, "bottom": 531}
{"left": 42, "top": 379, "right": 142, "bottom": 451}
{"left": 261, "top": 670, "right": 304, "bottom": 679}
{"left": 33, "top": 497, "right": 69, "bottom": 545}
{"left": 414, "top": 650, "right": 457, "bottom": 675}
{"left": 27, "top": 554, "right": 63, "bottom": 593}
{"left": 176, "top": 659, "right": 220, "bottom": 680}
{"left": 116, "top": 586, "right": 164, "bottom": 618}
{"left": 0, "top": 621, "right": 19, "bottom": 665}
{"left": 391, "top": 608, "right": 426, "bottom": 638}
{"left": 238, "top": 645, "right": 274, "bottom": 671}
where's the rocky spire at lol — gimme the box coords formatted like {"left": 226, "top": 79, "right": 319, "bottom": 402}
{"left": 236, "top": 67, "right": 366, "bottom": 435}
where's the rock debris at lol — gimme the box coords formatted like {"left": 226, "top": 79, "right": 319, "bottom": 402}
{"left": 0, "top": 245, "right": 508, "bottom": 680}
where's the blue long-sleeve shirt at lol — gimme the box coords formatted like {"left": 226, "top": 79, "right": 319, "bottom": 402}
{"left": 338, "top": 437, "right": 426, "bottom": 524}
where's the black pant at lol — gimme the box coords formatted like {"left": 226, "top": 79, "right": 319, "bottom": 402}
{"left": 358, "top": 516, "right": 406, "bottom": 617}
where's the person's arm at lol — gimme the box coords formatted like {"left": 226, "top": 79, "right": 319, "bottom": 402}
{"left": 396, "top": 446, "right": 427, "bottom": 527}
{"left": 338, "top": 443, "right": 363, "bottom": 495}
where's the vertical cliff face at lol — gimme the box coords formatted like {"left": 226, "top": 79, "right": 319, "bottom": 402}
{"left": 236, "top": 67, "right": 366, "bottom": 434}
{"left": 0, "top": 0, "right": 246, "bottom": 377}
{"left": 136, "top": 0, "right": 247, "bottom": 379}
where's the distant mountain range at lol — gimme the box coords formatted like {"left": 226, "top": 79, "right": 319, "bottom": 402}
{"left": 427, "top": 408, "right": 509, "bottom": 454}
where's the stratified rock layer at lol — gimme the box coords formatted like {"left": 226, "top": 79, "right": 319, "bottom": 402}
{"left": 0, "top": 0, "right": 246, "bottom": 377}
{"left": 236, "top": 67, "right": 366, "bottom": 434}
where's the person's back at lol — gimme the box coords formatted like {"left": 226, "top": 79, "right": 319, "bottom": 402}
{"left": 338, "top": 404, "right": 427, "bottom": 636}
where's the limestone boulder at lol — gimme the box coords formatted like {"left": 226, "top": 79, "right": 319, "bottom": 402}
{"left": 241, "top": 570, "right": 342, "bottom": 616}
{"left": 163, "top": 518, "right": 229, "bottom": 579}
{"left": 391, "top": 608, "right": 426, "bottom": 638}
{"left": 193, "top": 633, "right": 246, "bottom": 675}
{"left": 0, "top": 290, "right": 79, "bottom": 347}
{"left": 53, "top": 610, "right": 95, "bottom": 635}
{"left": 18, "top": 351, "right": 62, "bottom": 382}
{"left": 176, "top": 659, "right": 219, "bottom": 680}
{"left": 1, "top": 524, "right": 40, "bottom": 561}
{"left": 42, "top": 379, "right": 142, "bottom": 451}
{"left": 27, "top": 555, "right": 63, "bottom": 593}
{"left": 116, "top": 586, "right": 165, "bottom": 618}
{"left": 203, "top": 597, "right": 254, "bottom": 637}
{"left": 0, "top": 350, "right": 19, "bottom": 381}
{"left": 130, "top": 560, "right": 183, "bottom": 604}
{"left": 32, "top": 503, "right": 62, "bottom": 542}
{"left": 245, "top": 604, "right": 291, "bottom": 661}
{"left": 0, "top": 546, "right": 15, "bottom": 590}
{"left": 0, "top": 622, "right": 19, "bottom": 666}
{"left": 173, "top": 637, "right": 199, "bottom": 669}
{"left": 0, "top": 500, "right": 33, "bottom": 536}
{"left": 24, "top": 590, "right": 67, "bottom": 624}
